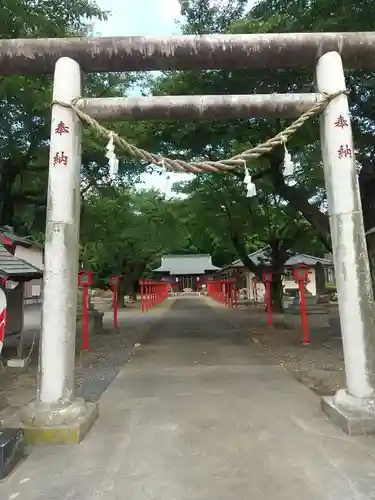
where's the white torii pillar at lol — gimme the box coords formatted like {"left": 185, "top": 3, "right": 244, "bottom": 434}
{"left": 317, "top": 51, "right": 375, "bottom": 434}
{"left": 21, "top": 58, "right": 97, "bottom": 439}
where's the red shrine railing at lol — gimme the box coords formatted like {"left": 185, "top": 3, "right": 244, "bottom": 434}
{"left": 139, "top": 280, "right": 169, "bottom": 313}
{"left": 206, "top": 279, "right": 238, "bottom": 308}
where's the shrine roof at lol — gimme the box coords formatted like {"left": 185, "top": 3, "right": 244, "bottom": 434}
{"left": 0, "top": 245, "right": 43, "bottom": 280}
{"left": 0, "top": 226, "right": 43, "bottom": 249}
{"left": 153, "top": 254, "right": 220, "bottom": 275}
{"left": 225, "top": 248, "right": 332, "bottom": 269}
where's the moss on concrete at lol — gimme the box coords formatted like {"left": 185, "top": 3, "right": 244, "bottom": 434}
{"left": 21, "top": 402, "right": 99, "bottom": 445}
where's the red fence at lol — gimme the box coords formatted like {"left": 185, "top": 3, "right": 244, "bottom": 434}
{"left": 207, "top": 279, "right": 238, "bottom": 308}
{"left": 139, "top": 280, "right": 169, "bottom": 313}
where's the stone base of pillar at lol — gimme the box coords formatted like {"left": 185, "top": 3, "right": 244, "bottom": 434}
{"left": 4, "top": 398, "right": 99, "bottom": 445}
{"left": 322, "top": 389, "right": 375, "bottom": 435}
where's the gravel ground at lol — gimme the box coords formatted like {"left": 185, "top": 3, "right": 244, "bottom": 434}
{"left": 0, "top": 303, "right": 161, "bottom": 418}
{"left": 225, "top": 303, "right": 346, "bottom": 396}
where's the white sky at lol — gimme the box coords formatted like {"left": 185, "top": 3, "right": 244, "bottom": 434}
{"left": 94, "top": 0, "right": 191, "bottom": 196}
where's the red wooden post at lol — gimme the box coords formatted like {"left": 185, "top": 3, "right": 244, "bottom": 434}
{"left": 146, "top": 280, "right": 150, "bottom": 311}
{"left": 140, "top": 280, "right": 145, "bottom": 312}
{"left": 0, "top": 282, "right": 7, "bottom": 356}
{"left": 293, "top": 265, "right": 310, "bottom": 345}
{"left": 263, "top": 271, "right": 273, "bottom": 327}
{"left": 110, "top": 275, "right": 120, "bottom": 329}
{"left": 78, "top": 270, "right": 93, "bottom": 351}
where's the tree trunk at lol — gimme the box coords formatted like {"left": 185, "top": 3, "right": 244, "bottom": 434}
{"left": 269, "top": 275, "right": 284, "bottom": 313}
{"left": 0, "top": 159, "right": 19, "bottom": 227}
{"left": 268, "top": 240, "right": 288, "bottom": 313}
{"left": 230, "top": 231, "right": 263, "bottom": 279}
{"left": 268, "top": 157, "right": 332, "bottom": 251}
{"left": 359, "top": 159, "right": 375, "bottom": 232}
{"left": 130, "top": 279, "right": 138, "bottom": 302}
{"left": 117, "top": 278, "right": 126, "bottom": 308}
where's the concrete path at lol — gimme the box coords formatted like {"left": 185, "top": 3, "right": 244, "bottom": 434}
{"left": 2, "top": 296, "right": 375, "bottom": 499}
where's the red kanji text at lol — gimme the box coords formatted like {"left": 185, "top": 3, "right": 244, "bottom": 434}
{"left": 337, "top": 144, "right": 352, "bottom": 159}
{"left": 54, "top": 121, "right": 70, "bottom": 135}
{"left": 53, "top": 151, "right": 68, "bottom": 166}
{"left": 334, "top": 115, "right": 349, "bottom": 129}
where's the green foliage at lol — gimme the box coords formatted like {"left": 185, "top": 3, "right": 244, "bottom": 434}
{"left": 80, "top": 187, "right": 186, "bottom": 286}
{"left": 0, "top": 0, "right": 145, "bottom": 236}
{"left": 178, "top": 0, "right": 248, "bottom": 34}
{"left": 0, "top": 0, "right": 107, "bottom": 38}
{"left": 141, "top": 0, "right": 375, "bottom": 246}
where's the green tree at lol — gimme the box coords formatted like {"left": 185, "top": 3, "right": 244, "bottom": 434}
{"left": 0, "top": 0, "right": 144, "bottom": 236}
{"left": 80, "top": 187, "right": 186, "bottom": 300}
{"left": 139, "top": 0, "right": 375, "bottom": 256}
{"left": 174, "top": 173, "right": 325, "bottom": 311}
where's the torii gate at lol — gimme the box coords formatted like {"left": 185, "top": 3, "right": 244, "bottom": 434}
{"left": 1, "top": 32, "right": 375, "bottom": 439}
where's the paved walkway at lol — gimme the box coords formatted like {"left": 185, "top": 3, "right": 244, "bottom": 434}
{"left": 2, "top": 296, "right": 375, "bottom": 499}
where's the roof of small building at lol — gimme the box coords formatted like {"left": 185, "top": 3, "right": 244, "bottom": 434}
{"left": 0, "top": 226, "right": 43, "bottom": 249}
{"left": 153, "top": 254, "right": 220, "bottom": 275}
{"left": 227, "top": 248, "right": 332, "bottom": 269}
{"left": 0, "top": 245, "right": 43, "bottom": 280}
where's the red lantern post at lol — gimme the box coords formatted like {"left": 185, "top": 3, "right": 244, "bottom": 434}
{"left": 262, "top": 271, "right": 273, "bottom": 327}
{"left": 293, "top": 265, "right": 310, "bottom": 345}
{"left": 78, "top": 270, "right": 93, "bottom": 351}
{"left": 110, "top": 275, "right": 121, "bottom": 329}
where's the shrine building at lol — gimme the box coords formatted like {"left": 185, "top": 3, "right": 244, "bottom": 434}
{"left": 152, "top": 254, "right": 220, "bottom": 292}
